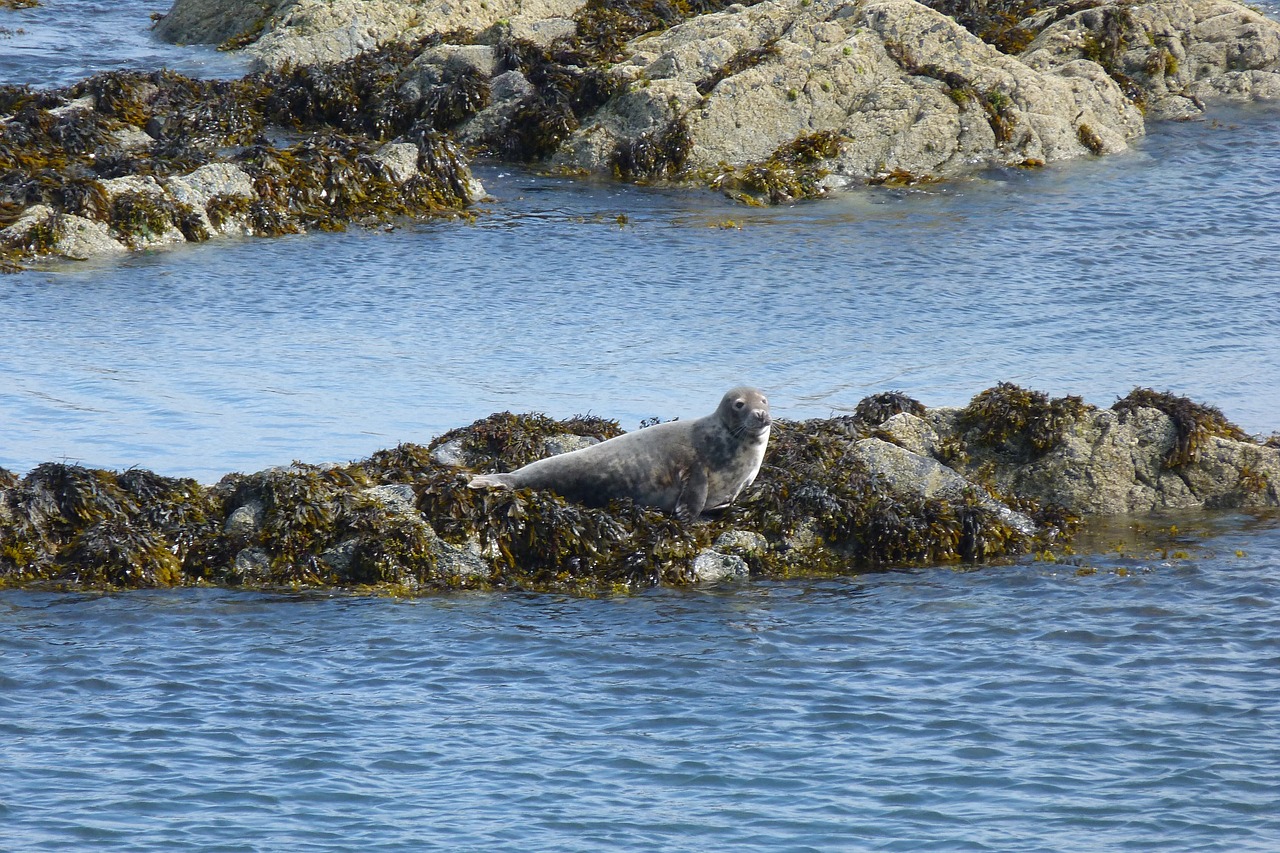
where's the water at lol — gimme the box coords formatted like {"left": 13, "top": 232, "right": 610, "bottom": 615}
{"left": 3, "top": 6, "right": 1280, "bottom": 481}
{"left": 3, "top": 511, "right": 1279, "bottom": 851}
{"left": 3, "top": 6, "right": 1280, "bottom": 850}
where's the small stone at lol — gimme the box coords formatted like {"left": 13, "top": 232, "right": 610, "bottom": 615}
{"left": 692, "top": 549, "right": 749, "bottom": 583}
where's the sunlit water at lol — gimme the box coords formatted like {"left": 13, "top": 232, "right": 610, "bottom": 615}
{"left": 3, "top": 511, "right": 1279, "bottom": 851}
{"left": 2, "top": 5, "right": 1280, "bottom": 850}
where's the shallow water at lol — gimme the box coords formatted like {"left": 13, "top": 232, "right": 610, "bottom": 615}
{"left": 3, "top": 511, "right": 1279, "bottom": 851}
{"left": 3, "top": 114, "right": 1280, "bottom": 481}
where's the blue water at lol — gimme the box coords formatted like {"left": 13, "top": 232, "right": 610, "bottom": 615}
{"left": 3, "top": 511, "right": 1279, "bottom": 851}
{"left": 3, "top": 4, "right": 1280, "bottom": 850}
{"left": 3, "top": 4, "right": 1280, "bottom": 481}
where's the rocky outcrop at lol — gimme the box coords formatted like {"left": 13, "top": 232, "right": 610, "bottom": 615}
{"left": 556, "top": 0, "right": 1145, "bottom": 184}
{"left": 154, "top": 0, "right": 588, "bottom": 69}
{"left": 147, "top": 0, "right": 1280, "bottom": 203}
{"left": 1, "top": 385, "right": 1275, "bottom": 594}
{"left": 1019, "top": 0, "right": 1280, "bottom": 119}
{"left": 0, "top": 69, "right": 485, "bottom": 269}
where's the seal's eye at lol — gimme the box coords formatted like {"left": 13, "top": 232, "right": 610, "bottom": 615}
{"left": 734, "top": 400, "right": 745, "bottom": 409}
{"left": 761, "top": 398, "right": 767, "bottom": 405}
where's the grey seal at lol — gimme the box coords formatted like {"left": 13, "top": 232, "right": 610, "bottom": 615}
{"left": 468, "top": 387, "right": 772, "bottom": 521}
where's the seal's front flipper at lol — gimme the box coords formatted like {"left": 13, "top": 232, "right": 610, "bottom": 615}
{"left": 674, "top": 466, "right": 709, "bottom": 523}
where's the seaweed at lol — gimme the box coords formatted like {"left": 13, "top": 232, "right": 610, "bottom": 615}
{"left": 422, "top": 65, "right": 491, "bottom": 130}
{"left": 611, "top": 115, "right": 691, "bottom": 181}
{"left": 920, "top": 0, "right": 1047, "bottom": 55}
{"left": 1113, "top": 388, "right": 1248, "bottom": 468}
{"left": 61, "top": 518, "right": 181, "bottom": 588}
{"left": 958, "top": 383, "right": 1092, "bottom": 462}
{"left": 695, "top": 40, "right": 781, "bottom": 96}
{"left": 855, "top": 391, "right": 927, "bottom": 426}
{"left": 1077, "top": 123, "right": 1105, "bottom": 155}
{"left": 436, "top": 411, "right": 624, "bottom": 473}
{"left": 708, "top": 130, "right": 844, "bottom": 204}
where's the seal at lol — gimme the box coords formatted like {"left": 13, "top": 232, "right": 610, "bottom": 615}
{"left": 468, "top": 387, "right": 772, "bottom": 521}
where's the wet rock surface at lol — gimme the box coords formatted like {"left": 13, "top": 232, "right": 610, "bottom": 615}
{"left": 146, "top": 0, "right": 1280, "bottom": 204}
{"left": 6, "top": 0, "right": 1280, "bottom": 267}
{"left": 2, "top": 385, "right": 1276, "bottom": 594}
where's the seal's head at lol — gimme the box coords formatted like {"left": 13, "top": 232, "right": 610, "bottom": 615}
{"left": 718, "top": 386, "right": 772, "bottom": 438}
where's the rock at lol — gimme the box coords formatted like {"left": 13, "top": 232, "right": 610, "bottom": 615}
{"left": 233, "top": 545, "right": 272, "bottom": 580}
{"left": 224, "top": 499, "right": 264, "bottom": 536}
{"left": 966, "top": 406, "right": 1280, "bottom": 515}
{"left": 714, "top": 528, "right": 769, "bottom": 555}
{"left": 164, "top": 163, "right": 257, "bottom": 234}
{"left": 0, "top": 206, "right": 128, "bottom": 262}
{"left": 430, "top": 438, "right": 468, "bottom": 468}
{"left": 692, "top": 549, "right": 750, "bottom": 582}
{"left": 457, "top": 70, "right": 540, "bottom": 148}
{"left": 557, "top": 0, "right": 1145, "bottom": 183}
{"left": 877, "top": 412, "right": 941, "bottom": 458}
{"left": 372, "top": 142, "right": 421, "bottom": 184}
{"left": 1020, "top": 0, "right": 1280, "bottom": 119}
{"left": 850, "top": 437, "right": 1038, "bottom": 535}
{"left": 543, "top": 434, "right": 600, "bottom": 456}
{"left": 157, "top": 0, "right": 589, "bottom": 70}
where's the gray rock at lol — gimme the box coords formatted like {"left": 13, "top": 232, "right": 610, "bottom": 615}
{"left": 233, "top": 545, "right": 272, "bottom": 579}
{"left": 457, "top": 70, "right": 540, "bottom": 148}
{"left": 225, "top": 499, "right": 264, "bottom": 536}
{"left": 558, "top": 0, "right": 1145, "bottom": 181}
{"left": 877, "top": 412, "right": 940, "bottom": 458}
{"left": 0, "top": 206, "right": 128, "bottom": 262}
{"left": 430, "top": 438, "right": 468, "bottom": 468}
{"left": 363, "top": 483, "right": 418, "bottom": 514}
{"left": 1021, "top": 0, "right": 1280, "bottom": 118}
{"left": 372, "top": 142, "right": 421, "bottom": 184}
{"left": 851, "top": 437, "right": 1038, "bottom": 535}
{"left": 157, "top": 0, "right": 588, "bottom": 70}
{"left": 714, "top": 528, "right": 769, "bottom": 555}
{"left": 692, "top": 549, "right": 750, "bottom": 582}
{"left": 543, "top": 434, "right": 600, "bottom": 456}
{"left": 969, "top": 407, "right": 1280, "bottom": 515}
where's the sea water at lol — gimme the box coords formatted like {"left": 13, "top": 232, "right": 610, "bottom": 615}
{"left": 1, "top": 2, "right": 1279, "bottom": 850}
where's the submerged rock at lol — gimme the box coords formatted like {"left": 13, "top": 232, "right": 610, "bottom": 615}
{"left": 1, "top": 385, "right": 1275, "bottom": 594}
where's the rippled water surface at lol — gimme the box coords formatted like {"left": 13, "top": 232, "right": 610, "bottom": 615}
{"left": 4, "top": 2, "right": 1280, "bottom": 851}
{"left": 3, "top": 512, "right": 1280, "bottom": 851}
{"left": 2, "top": 5, "right": 1280, "bottom": 480}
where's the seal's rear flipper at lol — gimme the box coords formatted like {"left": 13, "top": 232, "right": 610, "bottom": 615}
{"left": 468, "top": 474, "right": 512, "bottom": 490}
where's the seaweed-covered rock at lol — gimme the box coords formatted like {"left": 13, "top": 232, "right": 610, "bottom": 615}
{"left": 1019, "top": 0, "right": 1280, "bottom": 119}
{"left": 1, "top": 68, "right": 485, "bottom": 268}
{"left": 1, "top": 385, "right": 1276, "bottom": 592}
{"left": 155, "top": 0, "right": 589, "bottom": 69}
{"left": 554, "top": 0, "right": 1145, "bottom": 196}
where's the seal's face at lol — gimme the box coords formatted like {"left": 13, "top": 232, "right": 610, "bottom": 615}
{"left": 719, "top": 386, "right": 772, "bottom": 438}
